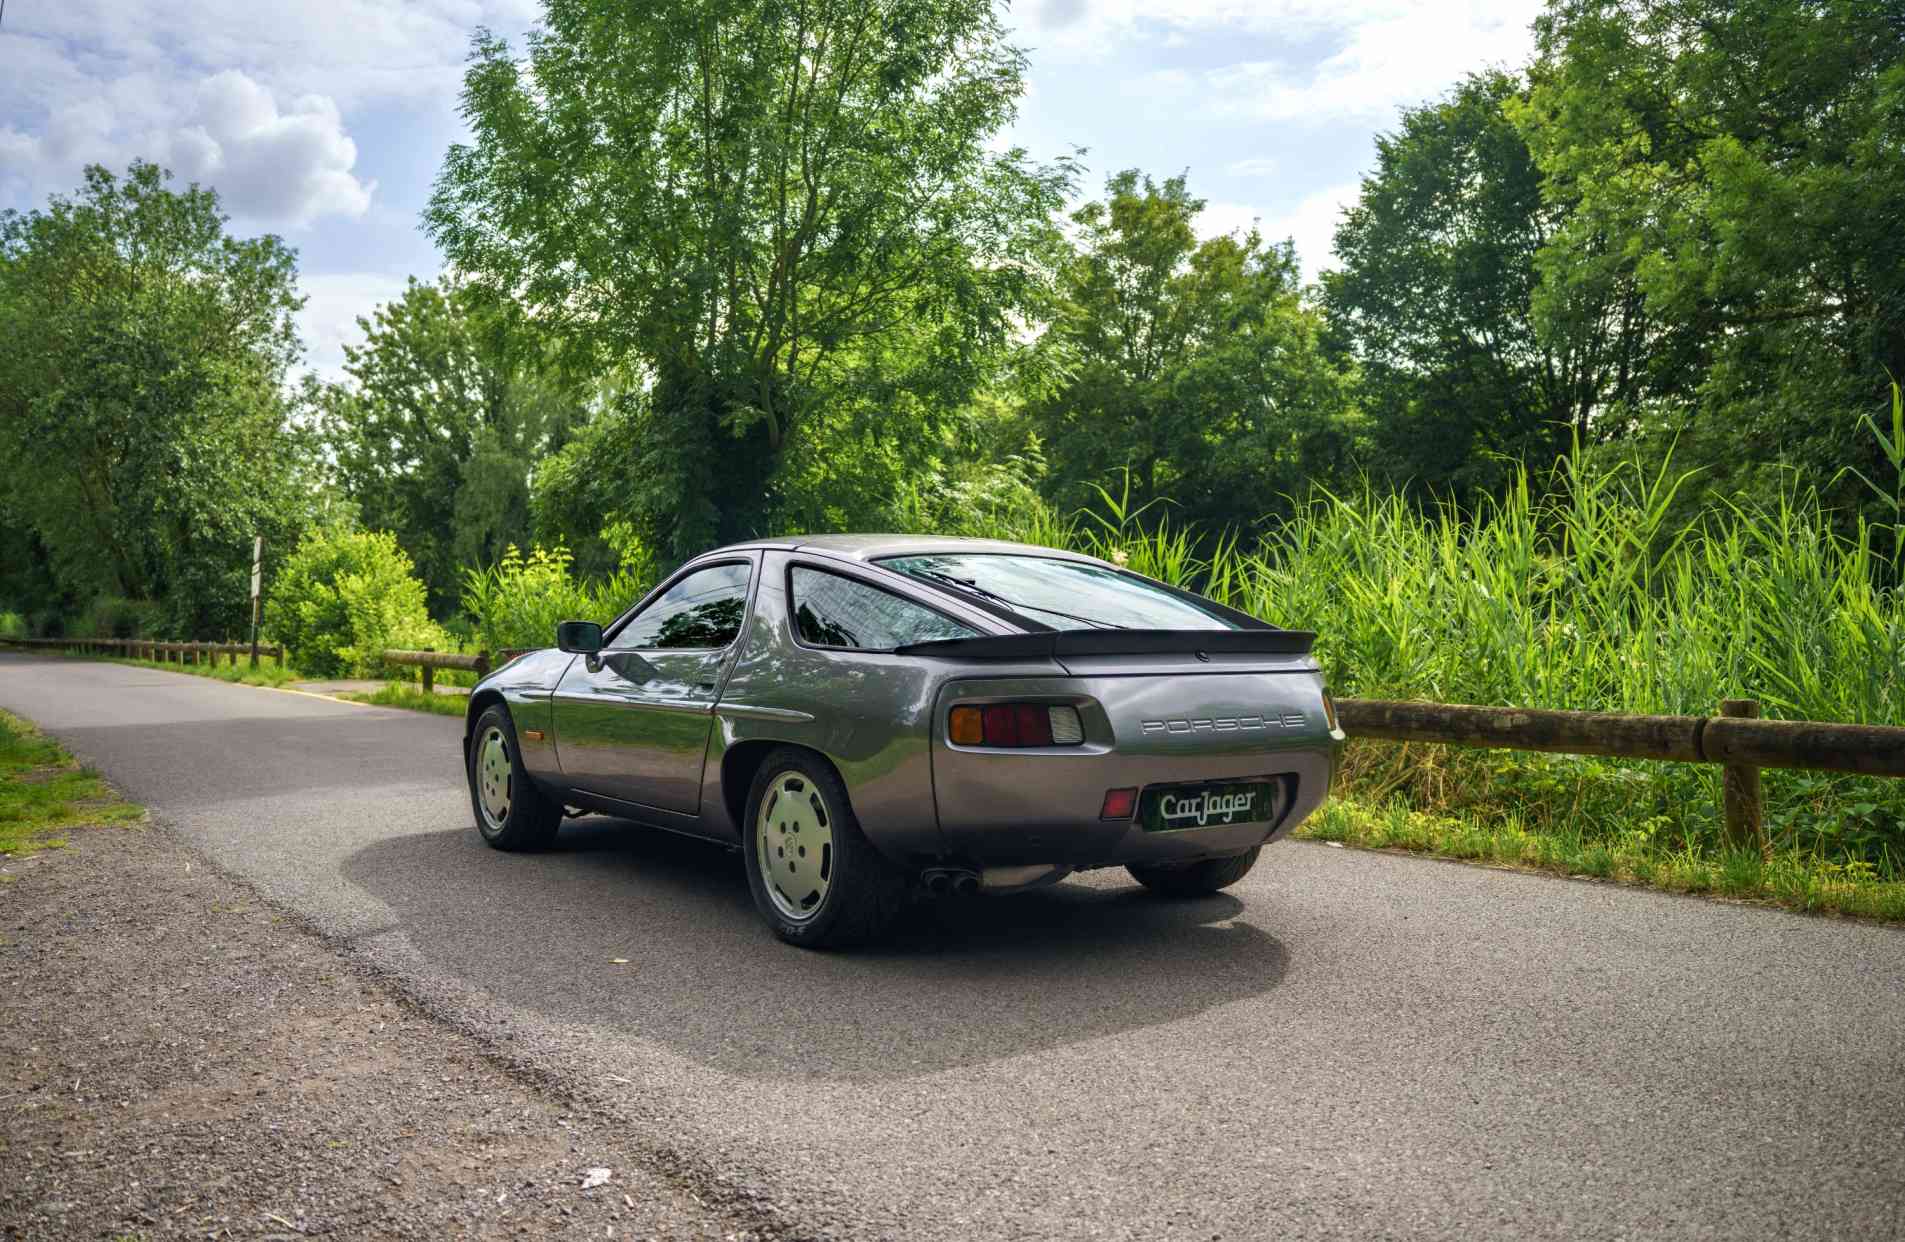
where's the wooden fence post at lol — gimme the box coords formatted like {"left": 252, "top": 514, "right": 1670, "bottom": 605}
{"left": 474, "top": 651, "right": 490, "bottom": 679}
{"left": 1720, "top": 699, "right": 1766, "bottom": 855}
{"left": 421, "top": 649, "right": 435, "bottom": 696}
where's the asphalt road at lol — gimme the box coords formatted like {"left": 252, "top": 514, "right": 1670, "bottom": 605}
{"left": 5, "top": 652, "right": 1904, "bottom": 1240}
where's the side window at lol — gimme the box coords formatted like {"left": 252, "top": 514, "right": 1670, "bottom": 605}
{"left": 791, "top": 567, "right": 978, "bottom": 650}
{"left": 611, "top": 562, "right": 752, "bottom": 651}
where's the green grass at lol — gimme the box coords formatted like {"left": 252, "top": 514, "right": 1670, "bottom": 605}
{"left": 57, "top": 650, "right": 303, "bottom": 688}
{"left": 339, "top": 683, "right": 471, "bottom": 717}
{"left": 1297, "top": 792, "right": 1905, "bottom": 922}
{"left": 0, "top": 708, "right": 143, "bottom": 856}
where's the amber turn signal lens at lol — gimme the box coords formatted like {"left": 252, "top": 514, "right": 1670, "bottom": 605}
{"left": 949, "top": 705, "right": 986, "bottom": 746}
{"left": 1100, "top": 787, "right": 1139, "bottom": 820}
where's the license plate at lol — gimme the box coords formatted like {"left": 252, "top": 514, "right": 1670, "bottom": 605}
{"left": 1139, "top": 781, "right": 1273, "bottom": 832}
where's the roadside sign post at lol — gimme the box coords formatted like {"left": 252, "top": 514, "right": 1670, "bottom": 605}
{"left": 248, "top": 536, "right": 263, "bottom": 670}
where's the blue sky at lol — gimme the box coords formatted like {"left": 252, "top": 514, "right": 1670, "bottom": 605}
{"left": 0, "top": 0, "right": 1541, "bottom": 379}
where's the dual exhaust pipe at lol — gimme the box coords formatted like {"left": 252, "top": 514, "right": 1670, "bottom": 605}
{"left": 921, "top": 868, "right": 980, "bottom": 897}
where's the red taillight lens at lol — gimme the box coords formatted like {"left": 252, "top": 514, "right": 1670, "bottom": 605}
{"left": 1100, "top": 787, "right": 1138, "bottom": 820}
{"left": 949, "top": 703, "right": 1083, "bottom": 748}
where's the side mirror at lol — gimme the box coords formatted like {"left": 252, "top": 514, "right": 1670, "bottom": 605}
{"left": 555, "top": 620, "right": 604, "bottom": 655}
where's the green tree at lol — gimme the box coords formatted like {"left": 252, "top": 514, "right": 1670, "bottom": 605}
{"left": 1513, "top": 0, "right": 1905, "bottom": 513}
{"left": 0, "top": 162, "right": 318, "bottom": 635}
{"left": 317, "top": 278, "right": 585, "bottom": 613}
{"left": 1325, "top": 71, "right": 1653, "bottom": 499}
{"left": 1030, "top": 170, "right": 1353, "bottom": 532}
{"left": 426, "top": 0, "right": 1073, "bottom": 559}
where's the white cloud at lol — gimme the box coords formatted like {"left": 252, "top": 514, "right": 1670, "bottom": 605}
{"left": 1203, "top": 2, "right": 1541, "bottom": 124}
{"left": 182, "top": 72, "right": 374, "bottom": 226}
{"left": 1, "top": 70, "right": 372, "bottom": 228}
{"left": 1195, "top": 201, "right": 1263, "bottom": 242}
{"left": 1193, "top": 186, "right": 1355, "bottom": 280}
{"left": 0, "top": 1, "right": 536, "bottom": 222}
{"left": 296, "top": 272, "right": 417, "bottom": 383}
{"left": 1017, "top": 0, "right": 1542, "bottom": 126}
{"left": 1225, "top": 156, "right": 1279, "bottom": 178}
{"left": 1259, "top": 182, "right": 1360, "bottom": 281}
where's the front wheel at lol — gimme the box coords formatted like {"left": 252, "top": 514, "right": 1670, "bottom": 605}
{"left": 1127, "top": 846, "right": 1261, "bottom": 897}
{"left": 742, "top": 748, "right": 907, "bottom": 948}
{"left": 467, "top": 705, "right": 562, "bottom": 851}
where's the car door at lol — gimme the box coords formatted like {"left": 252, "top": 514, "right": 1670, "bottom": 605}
{"left": 551, "top": 557, "right": 756, "bottom": 815}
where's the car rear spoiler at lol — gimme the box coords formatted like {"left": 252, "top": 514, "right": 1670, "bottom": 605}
{"left": 892, "top": 628, "right": 1317, "bottom": 660}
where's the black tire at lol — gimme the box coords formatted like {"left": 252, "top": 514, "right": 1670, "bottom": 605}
{"left": 742, "top": 747, "right": 908, "bottom": 948}
{"left": 1127, "top": 846, "right": 1262, "bottom": 897}
{"left": 467, "top": 704, "right": 563, "bottom": 851}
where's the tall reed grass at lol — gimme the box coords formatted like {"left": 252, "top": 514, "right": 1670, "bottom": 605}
{"left": 974, "top": 451, "right": 1905, "bottom": 866}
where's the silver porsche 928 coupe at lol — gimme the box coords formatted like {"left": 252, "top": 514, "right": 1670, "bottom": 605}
{"left": 462, "top": 535, "right": 1343, "bottom": 947}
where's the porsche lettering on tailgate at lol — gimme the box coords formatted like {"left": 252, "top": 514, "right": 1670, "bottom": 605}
{"left": 1140, "top": 713, "right": 1307, "bottom": 735}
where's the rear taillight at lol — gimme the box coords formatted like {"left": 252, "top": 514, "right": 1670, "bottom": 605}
{"left": 949, "top": 704, "right": 1085, "bottom": 748}
{"left": 1321, "top": 691, "right": 1339, "bottom": 732}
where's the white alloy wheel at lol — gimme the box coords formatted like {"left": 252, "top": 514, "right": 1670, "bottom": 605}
{"left": 757, "top": 769, "right": 836, "bottom": 921}
{"left": 476, "top": 725, "right": 512, "bottom": 829}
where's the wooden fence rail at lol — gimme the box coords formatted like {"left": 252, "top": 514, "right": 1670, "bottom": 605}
{"left": 381, "top": 648, "right": 528, "bottom": 694}
{"left": 1334, "top": 697, "right": 1905, "bottom": 852}
{"left": 0, "top": 635, "right": 283, "bottom": 668}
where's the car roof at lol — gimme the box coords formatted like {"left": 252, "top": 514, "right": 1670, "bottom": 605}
{"left": 707, "top": 533, "right": 1113, "bottom": 566}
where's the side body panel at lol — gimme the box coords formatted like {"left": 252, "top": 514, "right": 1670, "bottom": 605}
{"left": 699, "top": 549, "right": 1054, "bottom": 860}
{"left": 549, "top": 649, "right": 727, "bottom": 813}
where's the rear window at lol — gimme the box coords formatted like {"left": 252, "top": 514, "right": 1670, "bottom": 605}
{"left": 878, "top": 554, "right": 1237, "bottom": 631}
{"left": 790, "top": 567, "right": 978, "bottom": 650}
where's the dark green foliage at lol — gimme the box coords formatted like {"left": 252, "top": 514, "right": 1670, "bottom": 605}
{"left": 1513, "top": 0, "right": 1905, "bottom": 524}
{"left": 1031, "top": 171, "right": 1355, "bottom": 533}
{"left": 76, "top": 597, "right": 164, "bottom": 640}
{"left": 1325, "top": 71, "right": 1651, "bottom": 500}
{"left": 0, "top": 163, "right": 320, "bottom": 638}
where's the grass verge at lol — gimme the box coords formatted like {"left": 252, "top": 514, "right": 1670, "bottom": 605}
{"left": 29, "top": 647, "right": 305, "bottom": 688}
{"left": 1297, "top": 797, "right": 1905, "bottom": 922}
{"left": 0, "top": 707, "right": 143, "bottom": 856}
{"left": 338, "top": 683, "right": 471, "bottom": 717}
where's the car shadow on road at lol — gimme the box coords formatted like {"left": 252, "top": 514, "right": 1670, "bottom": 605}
{"left": 340, "top": 816, "right": 1289, "bottom": 1080}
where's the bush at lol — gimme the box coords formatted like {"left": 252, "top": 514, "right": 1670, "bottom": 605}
{"left": 76, "top": 595, "right": 164, "bottom": 639}
{"left": 0, "top": 610, "right": 24, "bottom": 640}
{"left": 461, "top": 544, "right": 650, "bottom": 654}
{"left": 268, "top": 528, "right": 447, "bottom": 677}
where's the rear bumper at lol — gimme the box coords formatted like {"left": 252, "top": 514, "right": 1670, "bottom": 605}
{"left": 918, "top": 669, "right": 1341, "bottom": 869}
{"left": 925, "top": 744, "right": 1336, "bottom": 868}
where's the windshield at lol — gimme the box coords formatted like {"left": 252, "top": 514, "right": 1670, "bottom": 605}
{"left": 878, "top": 553, "right": 1237, "bottom": 632}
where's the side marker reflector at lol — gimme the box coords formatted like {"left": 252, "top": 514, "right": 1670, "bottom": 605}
{"left": 1100, "top": 787, "right": 1138, "bottom": 820}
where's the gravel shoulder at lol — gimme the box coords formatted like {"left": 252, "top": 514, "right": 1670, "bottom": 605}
{"left": 0, "top": 823, "right": 750, "bottom": 1241}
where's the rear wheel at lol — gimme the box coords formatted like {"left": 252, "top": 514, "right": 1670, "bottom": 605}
{"left": 742, "top": 747, "right": 907, "bottom": 948}
{"left": 467, "top": 704, "right": 562, "bottom": 851}
{"left": 1127, "top": 846, "right": 1261, "bottom": 897}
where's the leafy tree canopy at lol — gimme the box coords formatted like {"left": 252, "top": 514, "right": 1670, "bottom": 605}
{"left": 1325, "top": 71, "right": 1653, "bottom": 500}
{"left": 427, "top": 0, "right": 1075, "bottom": 560}
{"left": 1513, "top": 0, "right": 1905, "bottom": 513}
{"left": 315, "top": 277, "right": 586, "bottom": 613}
{"left": 1031, "top": 170, "right": 1354, "bottom": 533}
{"left": 0, "top": 161, "right": 318, "bottom": 635}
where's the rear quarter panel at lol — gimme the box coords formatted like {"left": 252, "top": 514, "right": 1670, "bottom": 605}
{"left": 702, "top": 550, "right": 1063, "bottom": 861}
